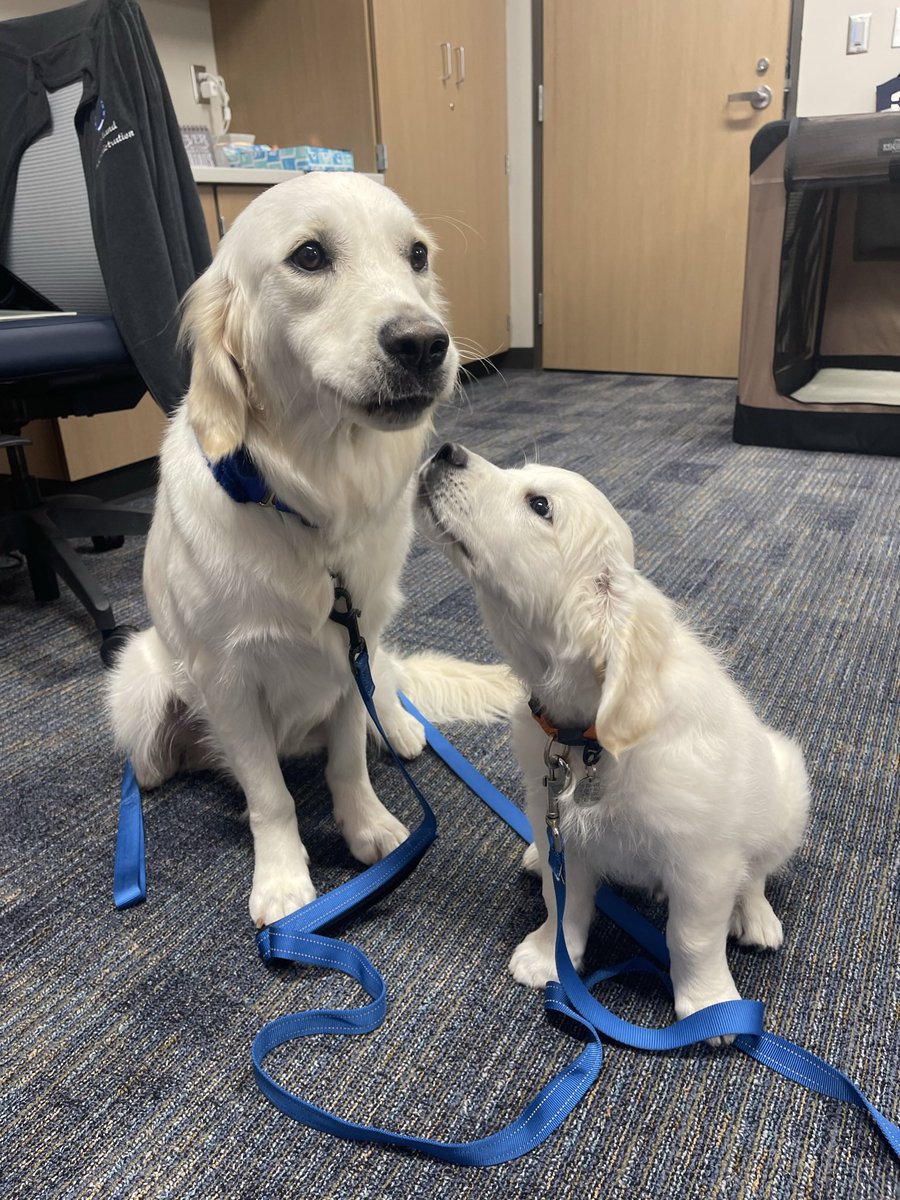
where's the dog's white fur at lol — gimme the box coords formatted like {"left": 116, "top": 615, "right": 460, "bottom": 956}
{"left": 417, "top": 446, "right": 810, "bottom": 1033}
{"left": 106, "top": 175, "right": 518, "bottom": 927}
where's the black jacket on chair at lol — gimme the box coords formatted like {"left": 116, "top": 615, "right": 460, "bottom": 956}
{"left": 0, "top": 0, "right": 212, "bottom": 413}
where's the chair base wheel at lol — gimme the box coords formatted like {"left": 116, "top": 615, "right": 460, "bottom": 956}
{"left": 100, "top": 624, "right": 137, "bottom": 668}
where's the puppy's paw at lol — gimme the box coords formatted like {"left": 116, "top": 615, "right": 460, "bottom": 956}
{"left": 509, "top": 927, "right": 569, "bottom": 989}
{"left": 675, "top": 982, "right": 742, "bottom": 1048}
{"left": 521, "top": 842, "right": 541, "bottom": 875}
{"left": 377, "top": 705, "right": 427, "bottom": 760}
{"left": 730, "top": 894, "right": 784, "bottom": 950}
{"left": 340, "top": 805, "right": 410, "bottom": 866}
{"left": 250, "top": 861, "right": 317, "bottom": 929}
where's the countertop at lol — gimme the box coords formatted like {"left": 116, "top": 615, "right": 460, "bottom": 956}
{"left": 191, "top": 166, "right": 384, "bottom": 186}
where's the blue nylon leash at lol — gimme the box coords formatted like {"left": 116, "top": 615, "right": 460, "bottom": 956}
{"left": 251, "top": 658, "right": 606, "bottom": 1165}
{"left": 113, "top": 760, "right": 145, "bottom": 909}
{"left": 112, "top": 651, "right": 900, "bottom": 1164}
{"left": 253, "top": 662, "right": 900, "bottom": 1163}
{"left": 545, "top": 837, "right": 900, "bottom": 1159}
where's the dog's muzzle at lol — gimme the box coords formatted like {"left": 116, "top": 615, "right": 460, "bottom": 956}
{"left": 379, "top": 318, "right": 450, "bottom": 378}
{"left": 429, "top": 442, "right": 468, "bottom": 469}
{"left": 419, "top": 441, "right": 468, "bottom": 496}
{"left": 362, "top": 321, "right": 453, "bottom": 428}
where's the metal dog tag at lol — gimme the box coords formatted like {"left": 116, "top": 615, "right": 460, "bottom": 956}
{"left": 572, "top": 764, "right": 599, "bottom": 806}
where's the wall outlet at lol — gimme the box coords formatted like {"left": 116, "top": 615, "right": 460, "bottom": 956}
{"left": 847, "top": 13, "right": 871, "bottom": 54}
{"left": 190, "top": 64, "right": 210, "bottom": 105}
{"left": 892, "top": 7, "right": 900, "bottom": 48}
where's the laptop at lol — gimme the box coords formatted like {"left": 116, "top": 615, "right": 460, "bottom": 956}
{"left": 0, "top": 263, "right": 76, "bottom": 320}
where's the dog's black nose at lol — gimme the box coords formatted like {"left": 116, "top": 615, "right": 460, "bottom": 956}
{"left": 432, "top": 442, "right": 468, "bottom": 468}
{"left": 379, "top": 318, "right": 450, "bottom": 375}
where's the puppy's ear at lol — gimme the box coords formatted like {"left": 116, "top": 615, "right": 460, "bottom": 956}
{"left": 181, "top": 269, "right": 250, "bottom": 460}
{"left": 590, "top": 561, "right": 672, "bottom": 757}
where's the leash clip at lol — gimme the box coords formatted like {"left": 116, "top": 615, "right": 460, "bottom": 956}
{"left": 543, "top": 739, "right": 570, "bottom": 854}
{"left": 329, "top": 583, "right": 367, "bottom": 665}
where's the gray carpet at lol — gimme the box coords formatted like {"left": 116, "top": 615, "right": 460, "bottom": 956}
{"left": 1, "top": 370, "right": 898, "bottom": 1199}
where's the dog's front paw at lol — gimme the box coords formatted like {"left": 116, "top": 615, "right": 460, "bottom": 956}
{"left": 730, "top": 894, "right": 783, "bottom": 950}
{"left": 509, "top": 926, "right": 564, "bottom": 989}
{"left": 340, "top": 805, "right": 410, "bottom": 865}
{"left": 675, "top": 982, "right": 742, "bottom": 1048}
{"left": 250, "top": 860, "right": 317, "bottom": 929}
{"left": 378, "top": 705, "right": 427, "bottom": 760}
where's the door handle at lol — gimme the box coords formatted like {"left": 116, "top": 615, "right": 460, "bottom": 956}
{"left": 456, "top": 44, "right": 466, "bottom": 85}
{"left": 440, "top": 41, "right": 452, "bottom": 83}
{"left": 727, "top": 84, "right": 772, "bottom": 110}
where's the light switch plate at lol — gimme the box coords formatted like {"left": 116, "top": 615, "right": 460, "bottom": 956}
{"left": 892, "top": 7, "right": 900, "bottom": 48}
{"left": 847, "top": 13, "right": 871, "bottom": 54}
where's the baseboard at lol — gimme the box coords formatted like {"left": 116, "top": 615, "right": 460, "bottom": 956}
{"left": 461, "top": 348, "right": 536, "bottom": 379}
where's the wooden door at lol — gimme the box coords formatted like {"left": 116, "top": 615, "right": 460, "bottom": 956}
{"left": 371, "top": 0, "right": 510, "bottom": 361}
{"left": 543, "top": 0, "right": 790, "bottom": 377}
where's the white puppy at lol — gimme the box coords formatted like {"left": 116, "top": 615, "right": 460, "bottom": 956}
{"left": 417, "top": 443, "right": 809, "bottom": 1029}
{"left": 107, "top": 176, "right": 516, "bottom": 928}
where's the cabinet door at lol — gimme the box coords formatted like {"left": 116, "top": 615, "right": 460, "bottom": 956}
{"left": 371, "top": 0, "right": 509, "bottom": 361}
{"left": 197, "top": 184, "right": 221, "bottom": 248}
{"left": 209, "top": 0, "right": 377, "bottom": 173}
{"left": 215, "top": 185, "right": 272, "bottom": 235}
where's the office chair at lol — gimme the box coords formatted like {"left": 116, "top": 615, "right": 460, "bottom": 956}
{"left": 1, "top": 80, "right": 155, "bottom": 667}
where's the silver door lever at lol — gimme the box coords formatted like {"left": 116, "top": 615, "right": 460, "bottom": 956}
{"left": 727, "top": 85, "right": 772, "bottom": 110}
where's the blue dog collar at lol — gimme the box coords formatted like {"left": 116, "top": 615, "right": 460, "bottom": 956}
{"left": 208, "top": 446, "right": 317, "bottom": 528}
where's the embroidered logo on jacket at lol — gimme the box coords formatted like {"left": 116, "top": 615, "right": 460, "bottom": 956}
{"left": 94, "top": 98, "right": 136, "bottom": 168}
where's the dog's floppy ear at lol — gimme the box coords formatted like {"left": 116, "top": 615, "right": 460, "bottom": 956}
{"left": 181, "top": 268, "right": 250, "bottom": 460}
{"left": 589, "top": 560, "right": 672, "bottom": 757}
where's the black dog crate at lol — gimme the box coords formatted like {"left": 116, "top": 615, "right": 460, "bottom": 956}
{"left": 734, "top": 114, "right": 900, "bottom": 456}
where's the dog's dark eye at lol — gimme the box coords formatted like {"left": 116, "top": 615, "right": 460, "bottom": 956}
{"left": 528, "top": 495, "right": 552, "bottom": 520}
{"left": 410, "top": 241, "right": 428, "bottom": 273}
{"left": 289, "top": 240, "right": 329, "bottom": 272}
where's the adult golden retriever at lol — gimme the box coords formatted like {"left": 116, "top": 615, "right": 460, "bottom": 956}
{"left": 108, "top": 176, "right": 516, "bottom": 927}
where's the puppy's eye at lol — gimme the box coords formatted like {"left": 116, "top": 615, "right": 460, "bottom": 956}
{"left": 410, "top": 241, "right": 428, "bottom": 273}
{"left": 289, "top": 240, "right": 329, "bottom": 272}
{"left": 528, "top": 495, "right": 552, "bottom": 520}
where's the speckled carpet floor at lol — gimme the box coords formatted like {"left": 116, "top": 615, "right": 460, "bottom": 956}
{"left": 1, "top": 370, "right": 898, "bottom": 1199}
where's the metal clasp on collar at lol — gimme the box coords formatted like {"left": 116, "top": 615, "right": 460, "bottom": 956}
{"left": 329, "top": 582, "right": 367, "bottom": 665}
{"left": 543, "top": 738, "right": 571, "bottom": 855}
{"left": 259, "top": 488, "right": 277, "bottom": 508}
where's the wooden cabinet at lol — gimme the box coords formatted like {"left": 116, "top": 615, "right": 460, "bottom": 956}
{"left": 7, "top": 392, "right": 167, "bottom": 483}
{"left": 209, "top": 0, "right": 509, "bottom": 361}
{"left": 208, "top": 0, "right": 378, "bottom": 174}
{"left": 371, "top": 0, "right": 510, "bottom": 360}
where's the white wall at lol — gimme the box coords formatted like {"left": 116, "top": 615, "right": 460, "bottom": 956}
{"left": 0, "top": 0, "right": 218, "bottom": 127}
{"left": 506, "top": 0, "right": 534, "bottom": 350}
{"left": 797, "top": 0, "right": 900, "bottom": 114}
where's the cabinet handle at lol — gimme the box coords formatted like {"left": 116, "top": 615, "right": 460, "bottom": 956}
{"left": 441, "top": 41, "right": 452, "bottom": 82}
{"left": 456, "top": 44, "right": 466, "bottom": 85}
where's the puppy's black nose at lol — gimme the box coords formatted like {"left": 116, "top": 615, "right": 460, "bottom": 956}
{"left": 432, "top": 442, "right": 468, "bottom": 468}
{"left": 379, "top": 318, "right": 450, "bottom": 375}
